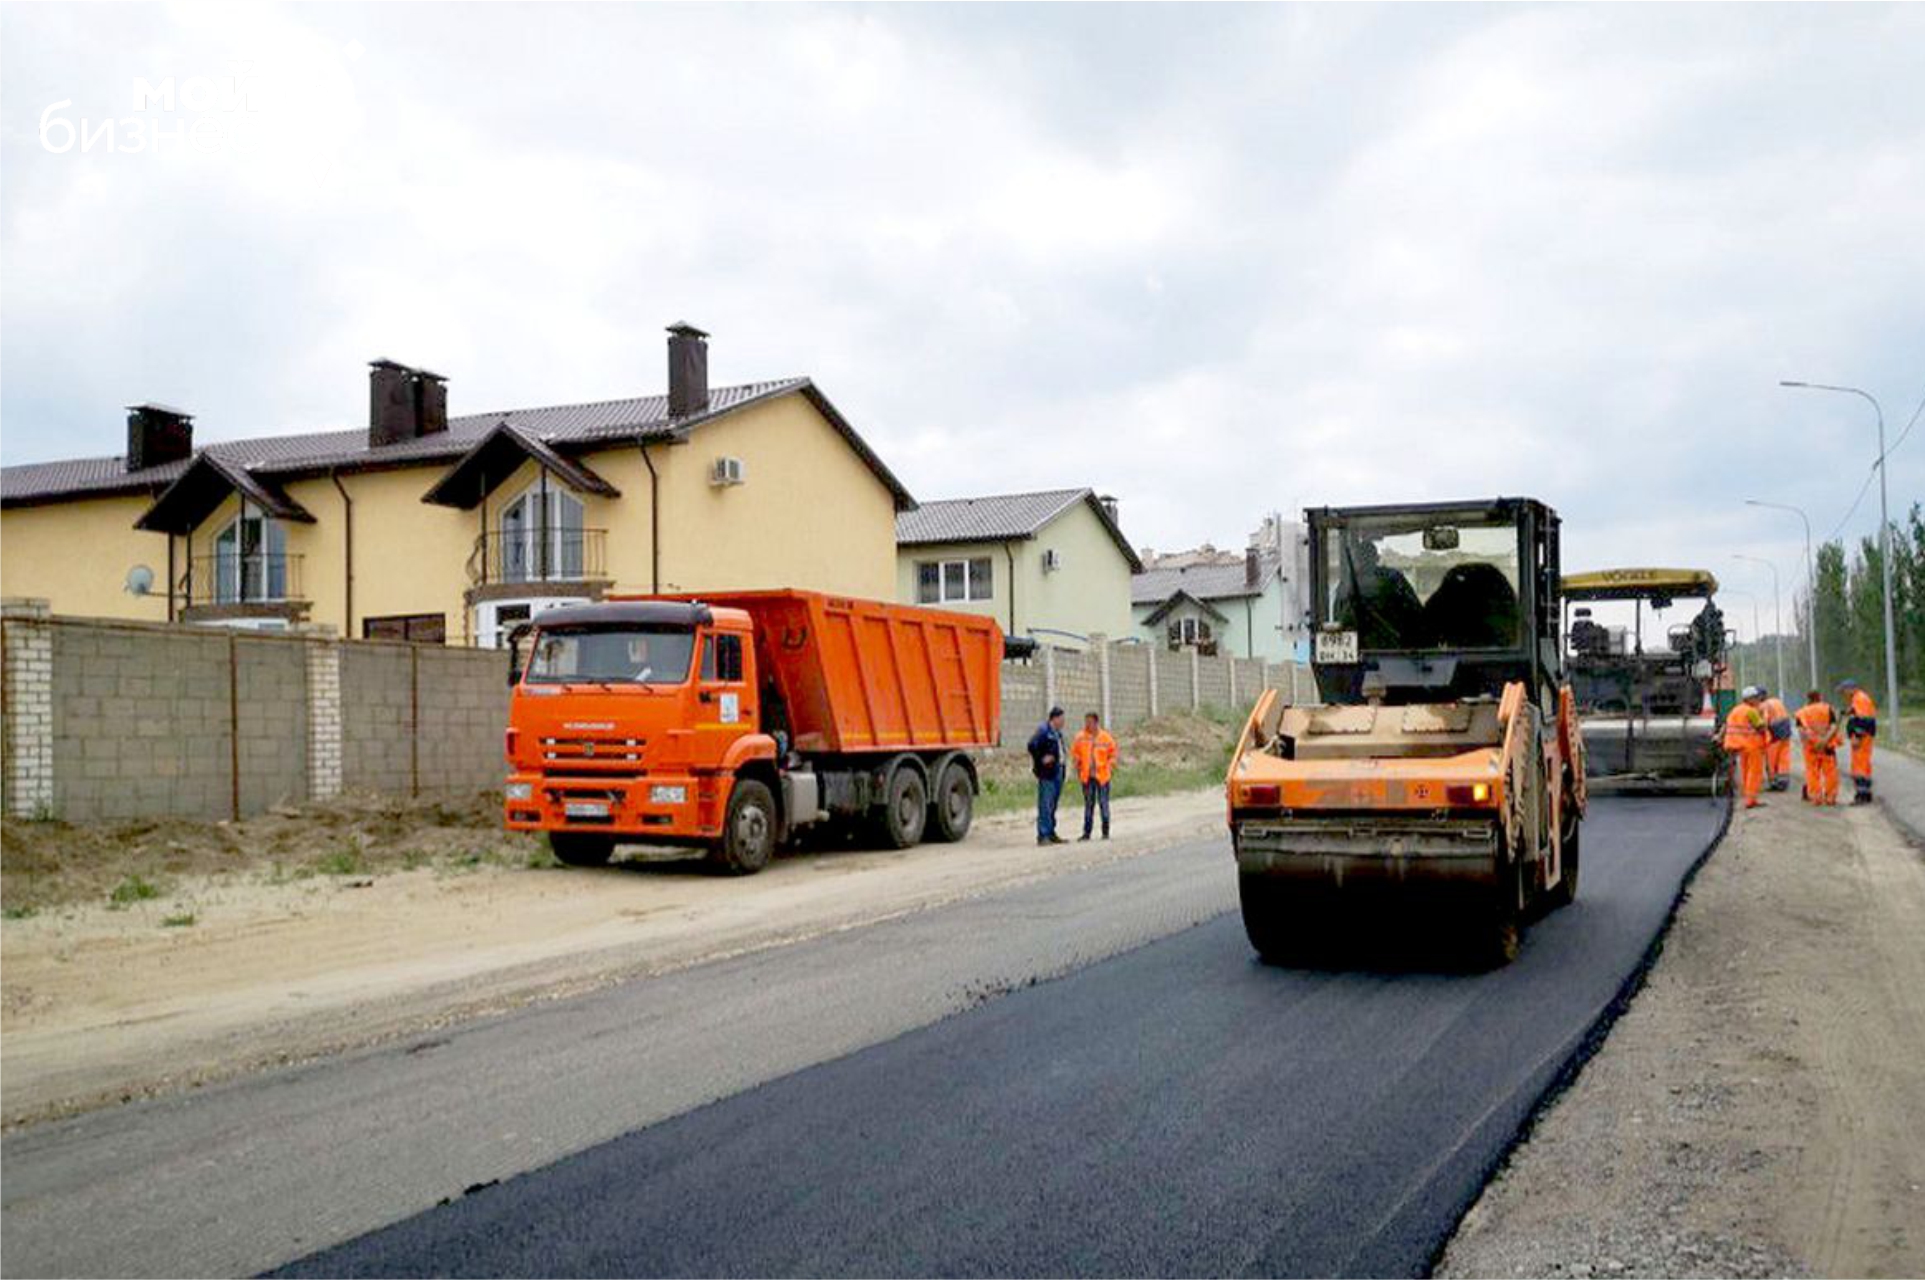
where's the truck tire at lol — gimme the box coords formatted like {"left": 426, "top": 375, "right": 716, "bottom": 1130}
{"left": 549, "top": 832, "right": 614, "bottom": 867}
{"left": 1544, "top": 794, "right": 1581, "bottom": 910}
{"left": 926, "top": 760, "right": 974, "bottom": 844}
{"left": 1239, "top": 873, "right": 1313, "bottom": 964}
{"left": 880, "top": 766, "right": 928, "bottom": 849}
{"left": 712, "top": 779, "right": 777, "bottom": 876}
{"left": 1482, "top": 855, "right": 1526, "bottom": 967}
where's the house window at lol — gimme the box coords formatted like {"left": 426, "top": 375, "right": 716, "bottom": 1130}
{"left": 1168, "top": 616, "right": 1213, "bottom": 649}
{"left": 916, "top": 557, "right": 993, "bottom": 604}
{"left": 500, "top": 485, "right": 585, "bottom": 582}
{"left": 212, "top": 513, "right": 288, "bottom": 603}
{"left": 363, "top": 613, "right": 446, "bottom": 644}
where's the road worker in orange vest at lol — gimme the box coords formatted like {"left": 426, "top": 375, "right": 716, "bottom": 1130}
{"left": 1838, "top": 679, "right": 1878, "bottom": 805}
{"left": 1722, "top": 686, "right": 1769, "bottom": 809}
{"left": 1759, "top": 689, "right": 1793, "bottom": 792}
{"left": 1793, "top": 689, "right": 1842, "bottom": 806}
{"left": 1071, "top": 711, "right": 1120, "bottom": 841}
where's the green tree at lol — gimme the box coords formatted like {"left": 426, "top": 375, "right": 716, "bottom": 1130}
{"left": 1813, "top": 540, "right": 1851, "bottom": 690}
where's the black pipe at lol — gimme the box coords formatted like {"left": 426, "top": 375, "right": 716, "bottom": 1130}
{"left": 640, "top": 441, "right": 661, "bottom": 592}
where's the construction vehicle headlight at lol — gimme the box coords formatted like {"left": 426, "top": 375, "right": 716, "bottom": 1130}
{"left": 650, "top": 785, "right": 688, "bottom": 805}
{"left": 504, "top": 782, "right": 533, "bottom": 802}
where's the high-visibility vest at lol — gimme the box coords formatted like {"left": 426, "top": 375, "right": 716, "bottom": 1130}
{"left": 1722, "top": 703, "right": 1766, "bottom": 750}
{"left": 1794, "top": 701, "right": 1839, "bottom": 748}
{"left": 1071, "top": 729, "right": 1119, "bottom": 784}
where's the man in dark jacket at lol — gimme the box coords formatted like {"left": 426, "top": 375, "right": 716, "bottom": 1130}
{"left": 1027, "top": 706, "right": 1068, "bottom": 845}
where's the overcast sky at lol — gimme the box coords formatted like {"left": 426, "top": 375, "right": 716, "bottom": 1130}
{"left": 3, "top": 3, "right": 1920, "bottom": 634}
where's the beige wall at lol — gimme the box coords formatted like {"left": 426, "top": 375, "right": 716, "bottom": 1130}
{"left": 1, "top": 496, "right": 175, "bottom": 622}
{"left": 3, "top": 389, "right": 901, "bottom": 641}
{"left": 896, "top": 500, "right": 1135, "bottom": 646}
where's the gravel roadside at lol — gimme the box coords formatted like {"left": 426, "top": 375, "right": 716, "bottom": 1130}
{"left": 1437, "top": 768, "right": 1925, "bottom": 1279}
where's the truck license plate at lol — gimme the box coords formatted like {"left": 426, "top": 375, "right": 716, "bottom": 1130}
{"left": 565, "top": 800, "right": 611, "bottom": 818}
{"left": 1315, "top": 630, "right": 1360, "bottom": 663}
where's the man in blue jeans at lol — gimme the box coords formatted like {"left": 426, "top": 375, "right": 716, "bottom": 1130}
{"left": 1027, "top": 705, "right": 1068, "bottom": 845}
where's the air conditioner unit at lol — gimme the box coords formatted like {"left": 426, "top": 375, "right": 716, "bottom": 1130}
{"left": 710, "top": 456, "right": 746, "bottom": 486}
{"left": 1042, "top": 548, "right": 1062, "bottom": 572}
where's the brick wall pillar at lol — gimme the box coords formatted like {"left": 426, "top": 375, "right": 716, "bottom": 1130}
{"left": 1189, "top": 648, "right": 1200, "bottom": 709}
{"left": 1042, "top": 644, "right": 1057, "bottom": 712}
{"left": 1092, "top": 634, "right": 1111, "bottom": 726}
{"left": 1147, "top": 645, "right": 1159, "bottom": 718}
{"left": 1228, "top": 654, "right": 1238, "bottom": 706}
{"left": 305, "top": 635, "right": 343, "bottom": 802}
{"left": 1, "top": 599, "right": 55, "bottom": 818}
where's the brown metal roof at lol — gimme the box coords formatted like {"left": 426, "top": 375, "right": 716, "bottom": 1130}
{"left": 134, "top": 453, "right": 316, "bottom": 534}
{"left": 420, "top": 421, "right": 622, "bottom": 510}
{"left": 3, "top": 377, "right": 916, "bottom": 511}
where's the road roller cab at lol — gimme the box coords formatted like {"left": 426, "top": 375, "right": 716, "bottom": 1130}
{"left": 1226, "top": 498, "right": 1586, "bottom": 965}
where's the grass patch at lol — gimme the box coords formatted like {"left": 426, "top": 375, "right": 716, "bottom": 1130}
{"left": 3, "top": 903, "right": 39, "bottom": 920}
{"left": 311, "top": 847, "right": 364, "bottom": 877}
{"left": 975, "top": 708, "right": 1240, "bottom": 816}
{"left": 161, "top": 912, "right": 197, "bottom": 928}
{"left": 108, "top": 874, "right": 163, "bottom": 907}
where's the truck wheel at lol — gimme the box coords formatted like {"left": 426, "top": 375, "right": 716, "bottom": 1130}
{"left": 1545, "top": 797, "right": 1581, "bottom": 910}
{"left": 1239, "top": 873, "right": 1312, "bottom": 964}
{"left": 880, "top": 767, "right": 928, "bottom": 848}
{"left": 1483, "top": 857, "right": 1526, "bottom": 967}
{"left": 549, "top": 832, "right": 614, "bottom": 867}
{"left": 712, "top": 779, "right": 777, "bottom": 876}
{"left": 926, "top": 761, "right": 974, "bottom": 843}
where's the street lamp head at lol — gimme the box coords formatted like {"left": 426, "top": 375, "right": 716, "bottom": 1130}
{"left": 1779, "top": 380, "right": 1809, "bottom": 388}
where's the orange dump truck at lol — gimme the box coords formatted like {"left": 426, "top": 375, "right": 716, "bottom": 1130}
{"left": 503, "top": 590, "right": 1003, "bottom": 873}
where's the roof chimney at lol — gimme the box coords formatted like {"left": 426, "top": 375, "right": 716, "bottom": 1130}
{"left": 126, "top": 404, "right": 194, "bottom": 472}
{"left": 368, "top": 359, "right": 449, "bottom": 447}
{"left": 1097, "top": 493, "right": 1119, "bottom": 525}
{"left": 1246, "top": 545, "right": 1260, "bottom": 588}
{"left": 667, "top": 322, "right": 709, "bottom": 418}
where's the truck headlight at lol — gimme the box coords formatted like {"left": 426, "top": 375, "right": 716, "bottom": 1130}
{"left": 649, "top": 784, "right": 687, "bottom": 805}
{"left": 505, "top": 782, "right": 533, "bottom": 801}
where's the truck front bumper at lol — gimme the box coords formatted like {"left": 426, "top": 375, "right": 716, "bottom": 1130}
{"left": 1232, "top": 814, "right": 1501, "bottom": 891}
{"left": 503, "top": 772, "right": 717, "bottom": 841}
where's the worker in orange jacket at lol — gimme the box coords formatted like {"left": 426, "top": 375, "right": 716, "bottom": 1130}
{"left": 1793, "top": 690, "right": 1841, "bottom": 806}
{"left": 1722, "top": 686, "right": 1768, "bottom": 809}
{"left": 1071, "top": 711, "right": 1120, "bottom": 840}
{"left": 1759, "top": 689, "right": 1793, "bottom": 791}
{"left": 1838, "top": 679, "right": 1878, "bottom": 804}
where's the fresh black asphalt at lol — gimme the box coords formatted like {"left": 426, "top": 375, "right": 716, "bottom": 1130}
{"left": 275, "top": 796, "right": 1729, "bottom": 1279}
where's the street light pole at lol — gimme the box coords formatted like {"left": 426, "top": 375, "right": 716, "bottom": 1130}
{"left": 1734, "top": 554, "right": 1784, "bottom": 697}
{"left": 1746, "top": 498, "right": 1818, "bottom": 693}
{"left": 1728, "top": 588, "right": 1761, "bottom": 691}
{"left": 1781, "top": 380, "right": 1901, "bottom": 741}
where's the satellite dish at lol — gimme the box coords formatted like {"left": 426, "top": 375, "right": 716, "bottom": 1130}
{"left": 125, "top": 565, "right": 155, "bottom": 596}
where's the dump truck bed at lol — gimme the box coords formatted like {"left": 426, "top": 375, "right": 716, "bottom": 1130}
{"left": 664, "top": 590, "right": 1002, "bottom": 755}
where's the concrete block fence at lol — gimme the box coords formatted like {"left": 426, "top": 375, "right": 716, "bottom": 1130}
{"left": 0, "top": 601, "right": 1311, "bottom": 823}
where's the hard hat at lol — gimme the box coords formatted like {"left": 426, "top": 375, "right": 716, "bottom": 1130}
{"left": 1837, "top": 678, "right": 1858, "bottom": 689}
{"left": 1742, "top": 685, "right": 1762, "bottom": 699}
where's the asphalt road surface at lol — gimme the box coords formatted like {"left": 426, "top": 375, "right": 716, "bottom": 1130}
{"left": 1, "top": 797, "right": 1725, "bottom": 1279}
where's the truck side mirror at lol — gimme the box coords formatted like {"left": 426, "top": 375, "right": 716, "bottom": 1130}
{"left": 507, "top": 623, "right": 533, "bottom": 687}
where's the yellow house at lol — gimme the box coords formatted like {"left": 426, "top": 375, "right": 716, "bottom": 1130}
{"left": 0, "top": 325, "right": 913, "bottom": 644}
{"left": 894, "top": 488, "right": 1140, "bottom": 646}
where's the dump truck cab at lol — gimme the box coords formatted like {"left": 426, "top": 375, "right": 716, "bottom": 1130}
{"left": 1560, "top": 568, "right": 1728, "bottom": 791}
{"left": 1227, "top": 498, "right": 1584, "bottom": 964}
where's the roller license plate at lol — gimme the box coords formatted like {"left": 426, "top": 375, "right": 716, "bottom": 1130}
{"left": 1314, "top": 630, "right": 1359, "bottom": 663}
{"left": 564, "top": 800, "right": 611, "bottom": 819}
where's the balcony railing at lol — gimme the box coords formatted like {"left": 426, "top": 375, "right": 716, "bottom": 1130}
{"left": 468, "top": 528, "right": 607, "bottom": 587}
{"left": 183, "top": 553, "right": 305, "bottom": 607}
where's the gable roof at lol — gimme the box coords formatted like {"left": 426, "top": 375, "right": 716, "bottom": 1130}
{"left": 896, "top": 487, "right": 1141, "bottom": 571}
{"left": 135, "top": 452, "right": 317, "bottom": 534}
{"left": 2, "top": 377, "right": 915, "bottom": 512}
{"left": 420, "top": 420, "right": 622, "bottom": 510}
{"left": 1139, "top": 589, "right": 1230, "bottom": 627}
{"left": 1131, "top": 558, "right": 1271, "bottom": 606}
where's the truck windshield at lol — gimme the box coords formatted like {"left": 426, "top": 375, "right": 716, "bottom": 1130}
{"left": 1323, "top": 514, "right": 1522, "bottom": 651}
{"left": 525, "top": 626, "right": 696, "bottom": 686}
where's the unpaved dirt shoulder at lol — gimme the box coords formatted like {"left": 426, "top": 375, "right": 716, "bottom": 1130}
{"left": 1438, "top": 785, "right": 1925, "bottom": 1279}
{"left": 0, "top": 789, "right": 1225, "bottom": 1129}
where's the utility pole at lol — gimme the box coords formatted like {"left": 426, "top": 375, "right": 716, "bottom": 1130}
{"left": 1746, "top": 498, "right": 1818, "bottom": 693}
{"left": 1781, "top": 381, "right": 1901, "bottom": 742}
{"left": 1734, "top": 554, "right": 1784, "bottom": 697}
